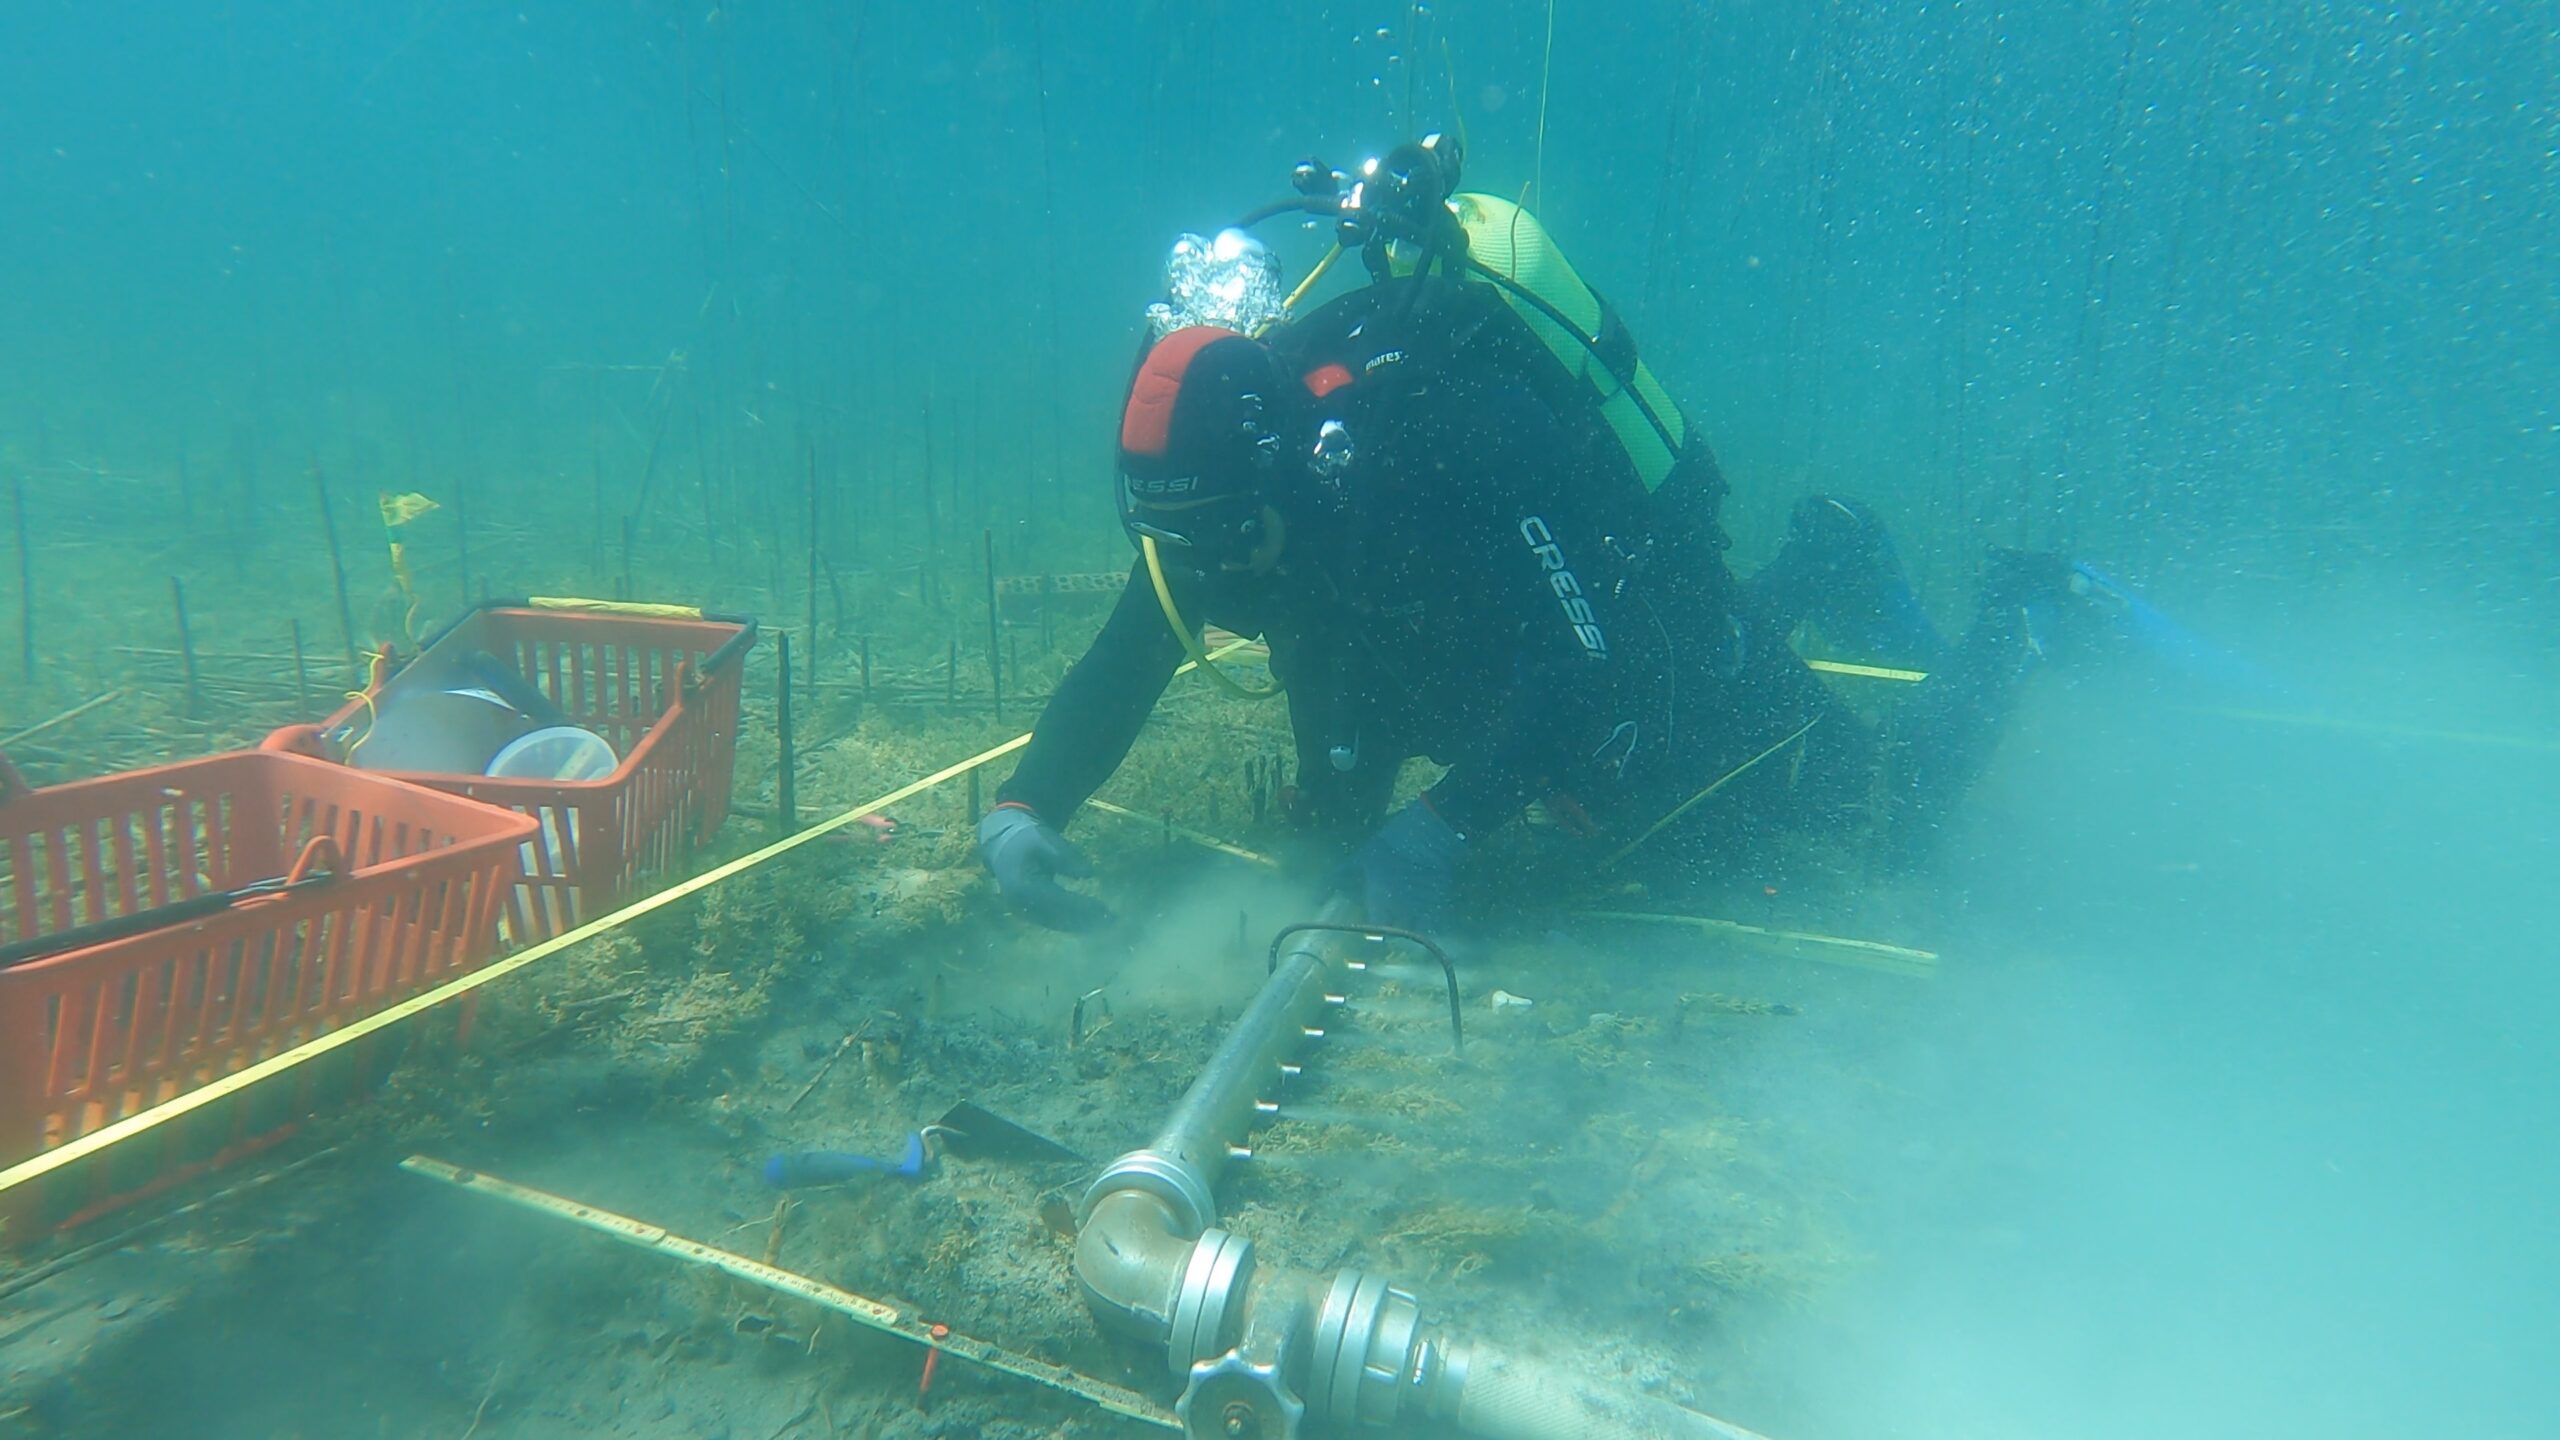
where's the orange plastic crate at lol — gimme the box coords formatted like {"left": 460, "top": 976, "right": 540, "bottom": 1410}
{"left": 0, "top": 749, "right": 535, "bottom": 1236}
{"left": 266, "top": 602, "right": 757, "bottom": 942}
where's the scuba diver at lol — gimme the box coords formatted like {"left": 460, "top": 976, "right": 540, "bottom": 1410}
{"left": 978, "top": 135, "right": 2099, "bottom": 933}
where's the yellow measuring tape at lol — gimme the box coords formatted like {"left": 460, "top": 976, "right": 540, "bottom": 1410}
{"left": 1805, "top": 658, "right": 1928, "bottom": 683}
{"left": 527, "top": 596, "right": 707, "bottom": 621}
{"left": 1600, "top": 713, "right": 1825, "bottom": 870}
{"left": 1579, "top": 909, "right": 1940, "bottom": 979}
{"left": 1082, "top": 796, "right": 1280, "bottom": 868}
{"left": 400, "top": 1155, "right": 1179, "bottom": 1429}
{"left": 2180, "top": 706, "right": 2560, "bottom": 754}
{"left": 1140, "top": 535, "right": 1281, "bottom": 700}
{"left": 0, "top": 639, "right": 1261, "bottom": 1202}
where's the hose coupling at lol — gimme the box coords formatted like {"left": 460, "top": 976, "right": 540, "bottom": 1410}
{"left": 1303, "top": 1268, "right": 1430, "bottom": 1429}
{"left": 1079, "top": 1147, "right": 1218, "bottom": 1237}
{"left": 1167, "top": 1228, "right": 1258, "bottom": 1377}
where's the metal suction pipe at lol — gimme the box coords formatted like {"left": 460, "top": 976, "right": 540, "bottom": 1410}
{"left": 1072, "top": 905, "right": 1773, "bottom": 1440}
{"left": 1076, "top": 904, "right": 1352, "bottom": 1346}
{"left": 1150, "top": 908, "right": 1346, "bottom": 1191}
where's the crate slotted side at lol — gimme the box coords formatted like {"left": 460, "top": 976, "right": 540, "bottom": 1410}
{"left": 0, "top": 751, "right": 533, "bottom": 1235}
{"left": 288, "top": 608, "right": 751, "bottom": 942}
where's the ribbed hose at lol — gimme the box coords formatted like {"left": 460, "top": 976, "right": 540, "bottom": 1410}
{"left": 1452, "top": 1347, "right": 1772, "bottom": 1440}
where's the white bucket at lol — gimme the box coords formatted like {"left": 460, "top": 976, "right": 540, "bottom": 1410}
{"left": 485, "top": 726, "right": 618, "bottom": 935}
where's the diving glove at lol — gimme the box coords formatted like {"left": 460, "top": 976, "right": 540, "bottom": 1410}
{"left": 976, "top": 803, "right": 1111, "bottom": 933}
{"left": 1330, "top": 797, "right": 1466, "bottom": 933}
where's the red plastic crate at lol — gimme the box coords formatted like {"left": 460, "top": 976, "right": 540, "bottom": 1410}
{"left": 0, "top": 749, "right": 535, "bottom": 1236}
{"left": 265, "top": 600, "right": 757, "bottom": 942}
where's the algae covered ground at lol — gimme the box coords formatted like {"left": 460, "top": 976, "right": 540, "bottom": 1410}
{"left": 0, "top": 594, "right": 1915, "bottom": 1439}
{"left": 11, "top": 476, "right": 2547, "bottom": 1440}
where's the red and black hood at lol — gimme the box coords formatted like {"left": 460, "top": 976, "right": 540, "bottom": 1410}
{"left": 1118, "top": 325, "right": 1292, "bottom": 505}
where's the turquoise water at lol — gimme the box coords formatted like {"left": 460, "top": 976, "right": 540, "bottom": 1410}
{"left": 1, "top": 4, "right": 2553, "bottom": 1438}
{"left": 5, "top": 5, "right": 2550, "bottom": 609}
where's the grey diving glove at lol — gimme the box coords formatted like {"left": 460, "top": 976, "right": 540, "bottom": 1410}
{"left": 976, "top": 803, "right": 1112, "bottom": 933}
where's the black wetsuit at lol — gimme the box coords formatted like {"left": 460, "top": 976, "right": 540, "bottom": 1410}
{"left": 1000, "top": 280, "right": 1843, "bottom": 853}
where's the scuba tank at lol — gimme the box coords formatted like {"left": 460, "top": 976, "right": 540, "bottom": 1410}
{"left": 1434, "top": 192, "right": 1690, "bottom": 496}
{"left": 1246, "top": 134, "right": 1728, "bottom": 545}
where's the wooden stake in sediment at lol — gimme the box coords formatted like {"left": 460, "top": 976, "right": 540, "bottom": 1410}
{"left": 693, "top": 405, "right": 717, "bottom": 563}
{"left": 312, "top": 456, "right": 360, "bottom": 667}
{"left": 848, "top": 416, "right": 867, "bottom": 563}
{"left": 760, "top": 1194, "right": 792, "bottom": 1269}
{"left": 805, "top": 445, "right": 820, "bottom": 695}
{"left": 787, "top": 1030, "right": 859, "bottom": 1114}
{"left": 982, "top": 528, "right": 1004, "bottom": 723}
{"left": 945, "top": 636, "right": 957, "bottom": 705}
{"left": 170, "top": 577, "right": 202, "bottom": 718}
{"left": 290, "top": 619, "right": 312, "bottom": 712}
{"left": 10, "top": 473, "right": 32, "bottom": 682}
{"left": 860, "top": 634, "right": 872, "bottom": 704}
{"left": 453, "top": 467, "right": 473, "bottom": 608}
{"left": 589, "top": 425, "right": 606, "bottom": 572}
{"left": 228, "top": 429, "right": 257, "bottom": 579}
{"left": 920, "top": 399, "right": 941, "bottom": 610}
{"left": 629, "top": 388, "right": 676, "bottom": 531}
{"left": 776, "top": 630, "right": 797, "bottom": 834}
{"left": 1025, "top": 0, "right": 1069, "bottom": 528}
{"left": 820, "top": 553, "right": 848, "bottom": 638}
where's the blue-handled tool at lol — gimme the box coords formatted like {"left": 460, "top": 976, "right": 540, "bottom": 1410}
{"left": 762, "top": 1131, "right": 929, "bottom": 1188}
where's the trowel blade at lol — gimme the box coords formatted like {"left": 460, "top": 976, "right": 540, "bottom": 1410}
{"left": 931, "top": 1101, "right": 1089, "bottom": 1165}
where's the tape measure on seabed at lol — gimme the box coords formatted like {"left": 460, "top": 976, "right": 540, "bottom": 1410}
{"left": 400, "top": 1156, "right": 1178, "bottom": 1428}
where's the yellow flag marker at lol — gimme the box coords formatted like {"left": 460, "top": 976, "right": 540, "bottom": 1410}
{"left": 375, "top": 491, "right": 441, "bottom": 641}
{"left": 376, "top": 491, "right": 441, "bottom": 528}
